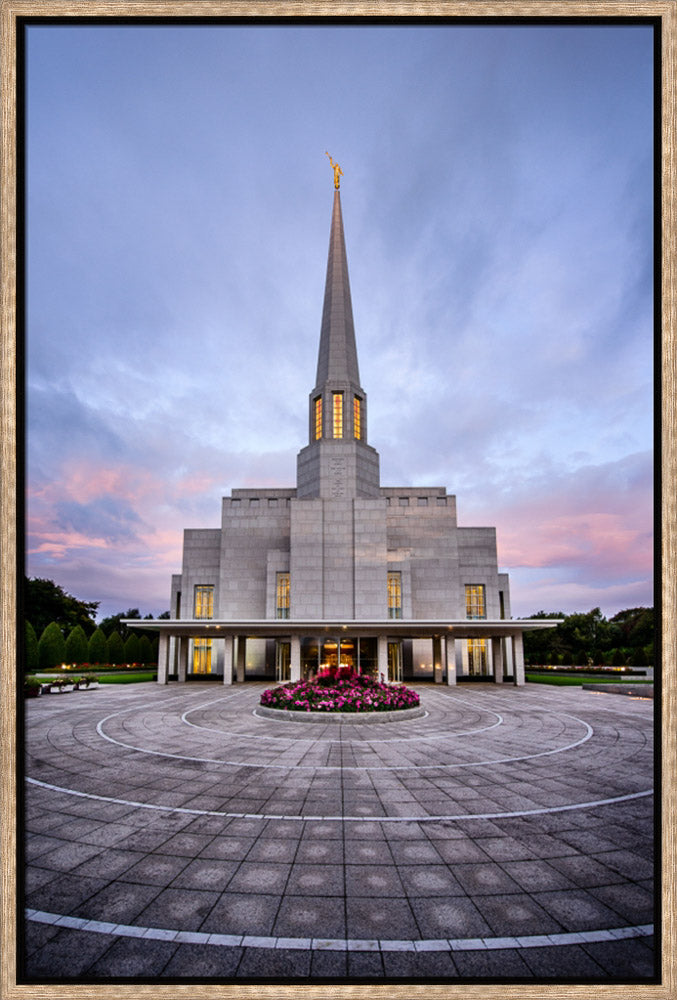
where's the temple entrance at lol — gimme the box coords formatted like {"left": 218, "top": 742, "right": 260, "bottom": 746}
{"left": 276, "top": 641, "right": 291, "bottom": 682}
{"left": 388, "top": 641, "right": 402, "bottom": 682}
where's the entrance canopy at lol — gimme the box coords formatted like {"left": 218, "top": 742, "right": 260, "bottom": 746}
{"left": 125, "top": 618, "right": 561, "bottom": 640}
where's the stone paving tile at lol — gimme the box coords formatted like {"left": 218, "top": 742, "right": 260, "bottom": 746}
{"left": 396, "top": 864, "right": 465, "bottom": 897}
{"left": 25, "top": 873, "right": 109, "bottom": 915}
{"left": 226, "top": 862, "right": 292, "bottom": 895}
{"left": 71, "top": 881, "right": 164, "bottom": 924}
{"left": 87, "top": 936, "right": 178, "bottom": 977}
{"left": 382, "top": 950, "right": 459, "bottom": 977}
{"left": 201, "top": 892, "right": 281, "bottom": 936}
{"left": 273, "top": 895, "right": 346, "bottom": 939}
{"left": 198, "top": 836, "right": 257, "bottom": 861}
{"left": 309, "top": 948, "right": 348, "bottom": 976}
{"left": 285, "top": 863, "right": 344, "bottom": 896}
{"left": 580, "top": 937, "right": 657, "bottom": 979}
{"left": 346, "top": 950, "right": 385, "bottom": 976}
{"left": 530, "top": 889, "right": 627, "bottom": 931}
{"left": 118, "top": 853, "right": 193, "bottom": 886}
{"left": 452, "top": 947, "right": 533, "bottom": 977}
{"left": 26, "top": 928, "right": 117, "bottom": 978}
{"left": 346, "top": 896, "right": 419, "bottom": 939}
{"left": 519, "top": 943, "right": 606, "bottom": 978}
{"left": 237, "top": 946, "right": 312, "bottom": 978}
{"left": 135, "top": 886, "right": 221, "bottom": 931}
{"left": 409, "top": 896, "right": 493, "bottom": 939}
{"left": 162, "top": 942, "right": 245, "bottom": 977}
{"left": 345, "top": 863, "right": 405, "bottom": 897}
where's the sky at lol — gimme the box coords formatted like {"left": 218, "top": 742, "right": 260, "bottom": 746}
{"left": 24, "top": 21, "right": 655, "bottom": 621}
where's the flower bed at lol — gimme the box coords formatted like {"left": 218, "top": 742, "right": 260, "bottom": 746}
{"left": 260, "top": 670, "right": 420, "bottom": 714}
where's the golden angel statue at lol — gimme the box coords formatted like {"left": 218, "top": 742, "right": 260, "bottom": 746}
{"left": 325, "top": 152, "right": 343, "bottom": 189}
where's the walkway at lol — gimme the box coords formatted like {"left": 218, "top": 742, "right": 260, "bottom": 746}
{"left": 23, "top": 682, "right": 656, "bottom": 982}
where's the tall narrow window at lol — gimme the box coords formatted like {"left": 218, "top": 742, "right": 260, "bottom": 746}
{"left": 353, "top": 395, "right": 362, "bottom": 440}
{"left": 387, "top": 571, "right": 402, "bottom": 619}
{"left": 314, "top": 396, "right": 323, "bottom": 440}
{"left": 332, "top": 392, "right": 343, "bottom": 438}
{"left": 465, "top": 584, "right": 486, "bottom": 620}
{"left": 193, "top": 638, "right": 212, "bottom": 673}
{"left": 276, "top": 572, "right": 290, "bottom": 619}
{"left": 194, "top": 584, "right": 214, "bottom": 619}
{"left": 467, "top": 638, "right": 487, "bottom": 675}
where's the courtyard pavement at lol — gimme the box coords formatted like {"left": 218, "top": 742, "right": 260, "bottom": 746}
{"left": 22, "top": 681, "right": 656, "bottom": 983}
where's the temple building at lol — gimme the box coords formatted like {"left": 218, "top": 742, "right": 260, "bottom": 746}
{"left": 135, "top": 167, "right": 557, "bottom": 685}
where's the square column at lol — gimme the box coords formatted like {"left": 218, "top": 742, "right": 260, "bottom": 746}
{"left": 178, "top": 637, "right": 188, "bottom": 682}
{"left": 156, "top": 632, "right": 169, "bottom": 684}
{"left": 290, "top": 635, "right": 301, "bottom": 682}
{"left": 377, "top": 635, "right": 388, "bottom": 682}
{"left": 445, "top": 636, "right": 457, "bottom": 685}
{"left": 433, "top": 637, "right": 443, "bottom": 684}
{"left": 236, "top": 637, "right": 246, "bottom": 683}
{"left": 491, "top": 637, "right": 504, "bottom": 684}
{"left": 222, "top": 635, "right": 234, "bottom": 685}
{"left": 512, "top": 633, "right": 525, "bottom": 686}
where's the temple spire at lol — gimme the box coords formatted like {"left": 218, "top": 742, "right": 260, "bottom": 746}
{"left": 315, "top": 188, "right": 361, "bottom": 389}
{"left": 296, "top": 175, "right": 380, "bottom": 499}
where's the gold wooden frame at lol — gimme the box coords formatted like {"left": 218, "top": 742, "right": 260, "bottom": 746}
{"left": 1, "top": 3, "right": 674, "bottom": 997}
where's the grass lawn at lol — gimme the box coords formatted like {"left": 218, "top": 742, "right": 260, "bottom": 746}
{"left": 33, "top": 671, "right": 157, "bottom": 684}
{"left": 526, "top": 673, "right": 653, "bottom": 686}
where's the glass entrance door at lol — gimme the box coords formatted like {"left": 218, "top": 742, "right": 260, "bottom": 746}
{"left": 388, "top": 641, "right": 402, "bottom": 682}
{"left": 276, "top": 641, "right": 291, "bottom": 682}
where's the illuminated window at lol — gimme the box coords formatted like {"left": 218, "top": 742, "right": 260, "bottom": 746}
{"left": 332, "top": 392, "right": 343, "bottom": 438}
{"left": 387, "top": 571, "right": 402, "bottom": 619}
{"left": 353, "top": 396, "right": 362, "bottom": 439}
{"left": 314, "top": 396, "right": 323, "bottom": 440}
{"left": 465, "top": 584, "right": 486, "bottom": 620}
{"left": 193, "top": 638, "right": 212, "bottom": 673}
{"left": 194, "top": 584, "right": 214, "bottom": 619}
{"left": 467, "top": 638, "right": 487, "bottom": 675}
{"left": 276, "top": 572, "right": 290, "bottom": 619}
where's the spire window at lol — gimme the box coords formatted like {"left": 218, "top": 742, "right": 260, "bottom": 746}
{"left": 314, "top": 396, "right": 323, "bottom": 440}
{"left": 353, "top": 395, "right": 362, "bottom": 440}
{"left": 332, "top": 393, "right": 343, "bottom": 438}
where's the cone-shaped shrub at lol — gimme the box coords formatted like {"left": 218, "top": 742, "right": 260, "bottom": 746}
{"left": 106, "top": 630, "right": 125, "bottom": 665}
{"left": 87, "top": 627, "right": 108, "bottom": 665}
{"left": 25, "top": 621, "right": 39, "bottom": 673}
{"left": 38, "top": 622, "right": 66, "bottom": 670}
{"left": 124, "top": 633, "right": 141, "bottom": 665}
{"left": 65, "top": 624, "right": 89, "bottom": 665}
{"left": 138, "top": 635, "right": 153, "bottom": 665}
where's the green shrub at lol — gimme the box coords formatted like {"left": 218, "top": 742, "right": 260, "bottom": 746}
{"left": 87, "top": 627, "right": 108, "bottom": 665}
{"left": 138, "top": 635, "right": 153, "bottom": 665}
{"left": 65, "top": 624, "right": 89, "bottom": 665}
{"left": 106, "top": 630, "right": 125, "bottom": 665}
{"left": 38, "top": 622, "right": 66, "bottom": 670}
{"left": 124, "top": 633, "right": 141, "bottom": 664}
{"left": 25, "top": 622, "right": 39, "bottom": 672}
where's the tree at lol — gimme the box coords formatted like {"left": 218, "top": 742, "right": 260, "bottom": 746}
{"left": 65, "top": 625, "right": 89, "bottom": 665}
{"left": 138, "top": 635, "right": 154, "bottom": 665}
{"left": 38, "top": 622, "right": 66, "bottom": 670}
{"left": 88, "top": 627, "right": 108, "bottom": 665}
{"left": 106, "top": 631, "right": 125, "bottom": 665}
{"left": 124, "top": 633, "right": 141, "bottom": 665}
{"left": 25, "top": 622, "right": 39, "bottom": 673}
{"left": 25, "top": 577, "right": 98, "bottom": 637}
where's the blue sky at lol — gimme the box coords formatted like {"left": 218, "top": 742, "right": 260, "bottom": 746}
{"left": 25, "top": 21, "right": 655, "bottom": 620}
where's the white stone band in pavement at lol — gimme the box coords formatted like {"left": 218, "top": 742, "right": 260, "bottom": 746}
{"left": 25, "top": 775, "right": 653, "bottom": 821}
{"left": 25, "top": 909, "right": 654, "bottom": 953}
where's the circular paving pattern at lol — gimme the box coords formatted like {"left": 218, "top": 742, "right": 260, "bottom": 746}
{"left": 23, "top": 682, "right": 655, "bottom": 981}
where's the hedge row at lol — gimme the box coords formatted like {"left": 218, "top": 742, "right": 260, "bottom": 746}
{"left": 26, "top": 621, "right": 157, "bottom": 671}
